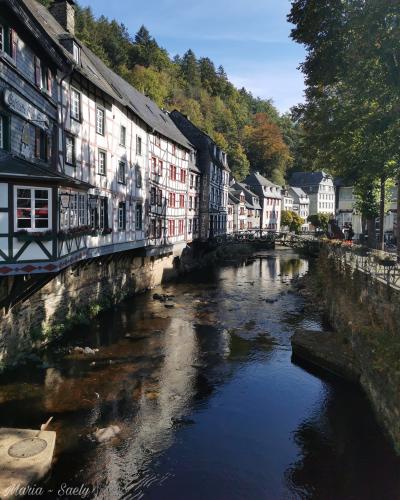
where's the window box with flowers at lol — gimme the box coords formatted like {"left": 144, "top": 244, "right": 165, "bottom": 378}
{"left": 101, "top": 228, "right": 113, "bottom": 236}
{"left": 15, "top": 230, "right": 53, "bottom": 242}
{"left": 57, "top": 225, "right": 92, "bottom": 240}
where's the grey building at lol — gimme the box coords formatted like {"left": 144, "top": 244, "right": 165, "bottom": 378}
{"left": 170, "top": 110, "right": 230, "bottom": 239}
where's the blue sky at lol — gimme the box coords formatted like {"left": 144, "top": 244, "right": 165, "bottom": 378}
{"left": 78, "top": 0, "right": 306, "bottom": 113}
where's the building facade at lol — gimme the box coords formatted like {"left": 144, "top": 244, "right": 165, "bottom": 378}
{"left": 170, "top": 111, "right": 230, "bottom": 240}
{"left": 243, "top": 172, "right": 281, "bottom": 232}
{"left": 290, "top": 171, "right": 335, "bottom": 217}
{"left": 288, "top": 186, "right": 310, "bottom": 231}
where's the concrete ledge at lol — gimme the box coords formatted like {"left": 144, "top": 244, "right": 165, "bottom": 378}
{"left": 0, "top": 428, "right": 56, "bottom": 499}
{"left": 291, "top": 329, "right": 360, "bottom": 382}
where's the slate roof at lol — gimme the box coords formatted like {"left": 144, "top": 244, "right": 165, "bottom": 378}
{"left": 244, "top": 172, "right": 280, "bottom": 189}
{"left": 0, "top": 153, "right": 93, "bottom": 189}
{"left": 23, "top": 0, "right": 193, "bottom": 150}
{"left": 288, "top": 186, "right": 308, "bottom": 198}
{"left": 233, "top": 182, "right": 262, "bottom": 210}
{"left": 170, "top": 111, "right": 230, "bottom": 172}
{"left": 289, "top": 171, "right": 332, "bottom": 187}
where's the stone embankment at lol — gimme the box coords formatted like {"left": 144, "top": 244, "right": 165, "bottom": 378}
{"left": 0, "top": 242, "right": 254, "bottom": 371}
{"left": 292, "top": 246, "right": 400, "bottom": 454}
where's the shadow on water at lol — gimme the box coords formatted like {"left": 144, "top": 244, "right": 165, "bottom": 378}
{"left": 0, "top": 249, "right": 399, "bottom": 499}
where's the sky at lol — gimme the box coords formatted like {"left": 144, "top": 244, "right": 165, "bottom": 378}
{"left": 78, "top": 0, "right": 306, "bottom": 114}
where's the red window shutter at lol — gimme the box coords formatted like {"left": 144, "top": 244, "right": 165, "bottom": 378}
{"left": 10, "top": 29, "right": 17, "bottom": 60}
{"left": 35, "top": 128, "right": 41, "bottom": 158}
{"left": 34, "top": 57, "right": 41, "bottom": 86}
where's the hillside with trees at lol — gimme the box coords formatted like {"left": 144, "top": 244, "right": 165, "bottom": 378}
{"left": 38, "top": 0, "right": 301, "bottom": 184}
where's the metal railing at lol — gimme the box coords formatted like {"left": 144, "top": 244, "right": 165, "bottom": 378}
{"left": 326, "top": 243, "right": 400, "bottom": 291}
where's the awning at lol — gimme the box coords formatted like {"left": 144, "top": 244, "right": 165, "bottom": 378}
{"left": 0, "top": 154, "right": 93, "bottom": 190}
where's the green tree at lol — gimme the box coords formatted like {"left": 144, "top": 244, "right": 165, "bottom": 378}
{"left": 308, "top": 213, "right": 330, "bottom": 232}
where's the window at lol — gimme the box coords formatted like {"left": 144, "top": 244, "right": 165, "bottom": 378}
{"left": 190, "top": 174, "right": 194, "bottom": 189}
{"left": 89, "top": 197, "right": 109, "bottom": 230}
{"left": 189, "top": 196, "right": 193, "bottom": 210}
{"left": 0, "top": 25, "right": 4, "bottom": 52}
{"left": 154, "top": 134, "right": 160, "bottom": 147}
{"left": 35, "top": 128, "right": 51, "bottom": 162}
{"left": 118, "top": 202, "right": 126, "bottom": 230}
{"left": 172, "top": 143, "right": 176, "bottom": 156}
{"left": 65, "top": 134, "right": 75, "bottom": 165}
{"left": 179, "top": 194, "right": 185, "bottom": 208}
{"left": 168, "top": 219, "right": 175, "bottom": 237}
{"left": 136, "top": 135, "right": 142, "bottom": 155}
{"left": 188, "top": 219, "right": 192, "bottom": 234}
{"left": 135, "top": 204, "right": 142, "bottom": 230}
{"left": 16, "top": 187, "right": 51, "bottom": 231}
{"left": 178, "top": 219, "right": 184, "bottom": 235}
{"left": 170, "top": 165, "right": 176, "bottom": 181}
{"left": 157, "top": 188, "right": 163, "bottom": 207}
{"left": 71, "top": 88, "right": 81, "bottom": 121}
{"left": 78, "top": 194, "right": 87, "bottom": 226}
{"left": 168, "top": 192, "right": 176, "bottom": 208}
{"left": 158, "top": 160, "right": 163, "bottom": 176}
{"left": 151, "top": 187, "right": 156, "bottom": 205}
{"left": 96, "top": 107, "right": 105, "bottom": 135}
{"left": 120, "top": 125, "right": 126, "bottom": 147}
{"left": 118, "top": 161, "right": 126, "bottom": 184}
{"left": 180, "top": 169, "right": 186, "bottom": 184}
{"left": 98, "top": 150, "right": 106, "bottom": 175}
{"left": 0, "top": 115, "right": 9, "bottom": 150}
{"left": 135, "top": 165, "right": 142, "bottom": 188}
{"left": 72, "top": 42, "right": 80, "bottom": 64}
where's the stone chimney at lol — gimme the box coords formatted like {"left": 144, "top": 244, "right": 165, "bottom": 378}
{"left": 49, "top": 0, "right": 76, "bottom": 35}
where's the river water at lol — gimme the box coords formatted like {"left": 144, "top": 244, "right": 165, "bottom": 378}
{"left": 0, "top": 249, "right": 399, "bottom": 499}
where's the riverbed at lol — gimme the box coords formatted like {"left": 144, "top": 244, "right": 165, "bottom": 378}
{"left": 0, "top": 249, "right": 399, "bottom": 499}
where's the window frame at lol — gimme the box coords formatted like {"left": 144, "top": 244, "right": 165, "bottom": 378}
{"left": 118, "top": 201, "right": 126, "bottom": 230}
{"left": 136, "top": 135, "right": 142, "bottom": 156}
{"left": 117, "top": 161, "right": 126, "bottom": 185}
{"left": 65, "top": 133, "right": 75, "bottom": 166}
{"left": 0, "top": 114, "right": 9, "bottom": 151}
{"left": 96, "top": 106, "right": 105, "bottom": 136}
{"left": 120, "top": 125, "right": 126, "bottom": 147}
{"left": 70, "top": 87, "right": 81, "bottom": 122}
{"left": 135, "top": 203, "right": 143, "bottom": 230}
{"left": 98, "top": 149, "right": 107, "bottom": 176}
{"left": 14, "top": 186, "right": 52, "bottom": 232}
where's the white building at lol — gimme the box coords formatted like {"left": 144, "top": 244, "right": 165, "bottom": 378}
{"left": 243, "top": 172, "right": 282, "bottom": 232}
{"left": 288, "top": 187, "right": 310, "bottom": 231}
{"left": 290, "top": 171, "right": 335, "bottom": 217}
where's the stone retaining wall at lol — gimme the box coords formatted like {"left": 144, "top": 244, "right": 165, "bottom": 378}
{"left": 0, "top": 249, "right": 182, "bottom": 369}
{"left": 311, "top": 247, "right": 400, "bottom": 453}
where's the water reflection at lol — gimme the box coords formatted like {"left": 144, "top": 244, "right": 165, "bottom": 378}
{"left": 0, "top": 249, "right": 398, "bottom": 499}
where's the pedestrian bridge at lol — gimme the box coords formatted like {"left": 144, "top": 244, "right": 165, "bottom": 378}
{"left": 210, "top": 231, "right": 321, "bottom": 250}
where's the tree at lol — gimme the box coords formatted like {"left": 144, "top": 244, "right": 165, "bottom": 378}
{"left": 243, "top": 113, "right": 292, "bottom": 185}
{"left": 289, "top": 0, "right": 400, "bottom": 250}
{"left": 228, "top": 143, "right": 250, "bottom": 181}
{"left": 282, "top": 210, "right": 304, "bottom": 233}
{"left": 308, "top": 213, "right": 330, "bottom": 232}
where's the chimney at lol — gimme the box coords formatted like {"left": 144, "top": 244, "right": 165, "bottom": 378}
{"left": 49, "top": 0, "right": 76, "bottom": 35}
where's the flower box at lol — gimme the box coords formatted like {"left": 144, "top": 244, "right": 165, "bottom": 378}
{"left": 15, "top": 231, "right": 53, "bottom": 242}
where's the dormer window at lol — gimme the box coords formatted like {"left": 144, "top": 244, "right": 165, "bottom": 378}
{"left": 72, "top": 42, "right": 80, "bottom": 64}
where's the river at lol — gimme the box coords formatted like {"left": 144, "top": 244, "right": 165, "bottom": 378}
{"left": 0, "top": 249, "right": 399, "bottom": 499}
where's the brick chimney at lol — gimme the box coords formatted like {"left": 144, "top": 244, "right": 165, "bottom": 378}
{"left": 49, "top": 0, "right": 76, "bottom": 35}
